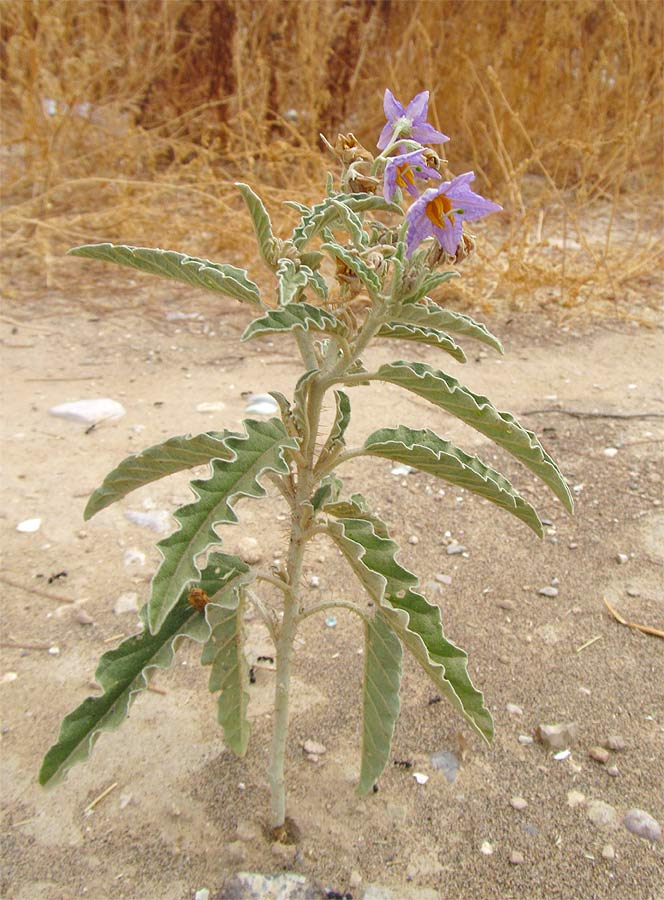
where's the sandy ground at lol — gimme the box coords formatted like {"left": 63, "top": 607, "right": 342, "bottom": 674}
{"left": 1, "top": 287, "right": 663, "bottom": 900}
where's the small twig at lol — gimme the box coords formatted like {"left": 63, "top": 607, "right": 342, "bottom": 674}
{"left": 0, "top": 639, "right": 53, "bottom": 651}
{"left": 575, "top": 635, "right": 602, "bottom": 653}
{"left": 103, "top": 632, "right": 125, "bottom": 644}
{"left": 521, "top": 408, "right": 664, "bottom": 420}
{"left": 0, "top": 575, "right": 76, "bottom": 604}
{"left": 25, "top": 376, "right": 98, "bottom": 382}
{"left": 84, "top": 782, "right": 118, "bottom": 813}
{"left": 603, "top": 598, "right": 664, "bottom": 640}
{"left": 256, "top": 571, "right": 289, "bottom": 595}
{"left": 147, "top": 683, "right": 167, "bottom": 696}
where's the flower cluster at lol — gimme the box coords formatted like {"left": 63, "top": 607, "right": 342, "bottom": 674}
{"left": 376, "top": 89, "right": 501, "bottom": 258}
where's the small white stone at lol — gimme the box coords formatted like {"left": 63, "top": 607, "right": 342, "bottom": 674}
{"left": 506, "top": 703, "right": 523, "bottom": 716}
{"left": 114, "top": 592, "right": 140, "bottom": 615}
{"left": 1, "top": 672, "right": 18, "bottom": 684}
{"left": 616, "top": 552, "right": 629, "bottom": 564}
{"left": 237, "top": 536, "right": 262, "bottom": 565}
{"left": 601, "top": 844, "right": 615, "bottom": 860}
{"left": 510, "top": 797, "right": 528, "bottom": 811}
{"left": 603, "top": 447, "right": 618, "bottom": 458}
{"left": 119, "top": 793, "right": 133, "bottom": 810}
{"left": 391, "top": 464, "right": 413, "bottom": 475}
{"left": 17, "top": 518, "right": 41, "bottom": 533}
{"left": 123, "top": 548, "right": 146, "bottom": 568}
{"left": 48, "top": 398, "right": 126, "bottom": 425}
{"left": 518, "top": 735, "right": 534, "bottom": 745}
{"left": 538, "top": 586, "right": 558, "bottom": 597}
{"left": 309, "top": 575, "right": 320, "bottom": 588}
{"left": 194, "top": 890, "right": 210, "bottom": 900}
{"left": 303, "top": 739, "right": 326, "bottom": 756}
{"left": 196, "top": 401, "right": 225, "bottom": 413}
{"left": 553, "top": 749, "right": 571, "bottom": 760}
{"left": 480, "top": 840, "right": 493, "bottom": 856}
{"left": 48, "top": 646, "right": 60, "bottom": 656}
{"left": 567, "top": 790, "right": 586, "bottom": 808}
{"left": 408, "top": 535, "right": 419, "bottom": 545}
{"left": 124, "top": 509, "right": 171, "bottom": 534}
{"left": 413, "top": 772, "right": 429, "bottom": 785}
{"left": 245, "top": 393, "right": 278, "bottom": 416}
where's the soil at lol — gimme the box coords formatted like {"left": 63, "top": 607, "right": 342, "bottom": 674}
{"left": 1, "top": 287, "right": 663, "bottom": 900}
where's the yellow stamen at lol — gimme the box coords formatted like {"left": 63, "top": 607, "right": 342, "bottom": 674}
{"left": 395, "top": 163, "right": 416, "bottom": 190}
{"left": 426, "top": 193, "right": 454, "bottom": 229}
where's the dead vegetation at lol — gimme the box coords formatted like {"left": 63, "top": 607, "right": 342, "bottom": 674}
{"left": 1, "top": 0, "right": 662, "bottom": 315}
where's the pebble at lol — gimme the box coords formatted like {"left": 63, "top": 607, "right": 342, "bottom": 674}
{"left": 625, "top": 586, "right": 640, "bottom": 597}
{"left": 506, "top": 703, "right": 523, "bottom": 716}
{"left": 119, "top": 793, "right": 133, "bottom": 810}
{"left": 509, "top": 850, "right": 525, "bottom": 865}
{"left": 603, "top": 447, "right": 618, "bottom": 458}
{"left": 48, "top": 398, "right": 126, "bottom": 424}
{"left": 435, "top": 573, "right": 452, "bottom": 585}
{"left": 568, "top": 541, "right": 578, "bottom": 549}
{"left": 510, "top": 797, "right": 528, "bottom": 811}
{"left": 16, "top": 518, "right": 41, "bottom": 533}
{"left": 601, "top": 844, "right": 615, "bottom": 860}
{"left": 554, "top": 749, "right": 571, "bottom": 760}
{"left": 616, "top": 553, "right": 629, "bottom": 564}
{"left": 480, "top": 841, "right": 494, "bottom": 856}
{"left": 124, "top": 509, "right": 171, "bottom": 533}
{"left": 430, "top": 750, "right": 459, "bottom": 783}
{"left": 589, "top": 746, "right": 610, "bottom": 764}
{"left": 537, "top": 586, "right": 558, "bottom": 597}
{"left": 302, "top": 739, "right": 326, "bottom": 756}
{"left": 238, "top": 536, "right": 263, "bottom": 565}
{"left": 1, "top": 672, "right": 18, "bottom": 685}
{"left": 325, "top": 616, "right": 337, "bottom": 628}
{"left": 446, "top": 542, "right": 466, "bottom": 555}
{"left": 196, "top": 401, "right": 226, "bottom": 413}
{"left": 518, "top": 735, "right": 534, "bottom": 745}
{"left": 408, "top": 535, "right": 419, "bottom": 545}
{"left": 586, "top": 800, "right": 618, "bottom": 830}
{"left": 244, "top": 393, "right": 278, "bottom": 416}
{"left": 220, "top": 873, "right": 318, "bottom": 899}
{"left": 48, "top": 646, "right": 60, "bottom": 656}
{"left": 113, "top": 592, "right": 140, "bottom": 615}
{"left": 498, "top": 599, "right": 515, "bottom": 610}
{"left": 194, "top": 890, "right": 210, "bottom": 900}
{"left": 74, "top": 608, "right": 94, "bottom": 625}
{"left": 536, "top": 722, "right": 578, "bottom": 750}
{"left": 391, "top": 464, "right": 413, "bottom": 475}
{"left": 413, "top": 772, "right": 429, "bottom": 785}
{"left": 567, "top": 790, "right": 586, "bottom": 808}
{"left": 123, "top": 548, "right": 146, "bottom": 568}
{"left": 605, "top": 735, "right": 626, "bottom": 751}
{"left": 623, "top": 808, "right": 662, "bottom": 842}
{"left": 349, "top": 870, "right": 362, "bottom": 889}
{"left": 607, "top": 766, "right": 620, "bottom": 777}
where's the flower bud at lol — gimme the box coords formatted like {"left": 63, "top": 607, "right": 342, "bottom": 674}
{"left": 348, "top": 173, "right": 380, "bottom": 194}
{"left": 334, "top": 133, "right": 374, "bottom": 164}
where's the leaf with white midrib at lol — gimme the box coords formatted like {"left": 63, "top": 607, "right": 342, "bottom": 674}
{"left": 395, "top": 301, "right": 503, "bottom": 353}
{"left": 235, "top": 182, "right": 277, "bottom": 268}
{"left": 376, "top": 322, "right": 467, "bottom": 363}
{"left": 402, "top": 270, "right": 459, "bottom": 306}
{"left": 321, "top": 241, "right": 382, "bottom": 294}
{"left": 359, "top": 610, "right": 402, "bottom": 794}
{"left": 327, "top": 514, "right": 493, "bottom": 742}
{"left": 363, "top": 426, "right": 543, "bottom": 535}
{"left": 292, "top": 193, "right": 402, "bottom": 248}
{"left": 39, "top": 553, "right": 249, "bottom": 787}
{"left": 84, "top": 431, "right": 236, "bottom": 520}
{"left": 373, "top": 360, "right": 573, "bottom": 512}
{"left": 241, "top": 303, "right": 345, "bottom": 342}
{"left": 68, "top": 244, "right": 262, "bottom": 305}
{"left": 201, "top": 588, "right": 253, "bottom": 756}
{"left": 148, "top": 418, "right": 298, "bottom": 633}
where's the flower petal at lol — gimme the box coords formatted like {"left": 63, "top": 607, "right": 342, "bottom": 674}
{"left": 377, "top": 121, "right": 396, "bottom": 150}
{"left": 404, "top": 90, "right": 430, "bottom": 124}
{"left": 446, "top": 184, "right": 502, "bottom": 221}
{"left": 433, "top": 218, "right": 463, "bottom": 255}
{"left": 412, "top": 123, "right": 450, "bottom": 145}
{"left": 383, "top": 88, "right": 404, "bottom": 122}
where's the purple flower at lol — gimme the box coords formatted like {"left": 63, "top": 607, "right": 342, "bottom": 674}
{"left": 405, "top": 172, "right": 502, "bottom": 257}
{"left": 383, "top": 149, "right": 442, "bottom": 202}
{"left": 377, "top": 89, "right": 449, "bottom": 151}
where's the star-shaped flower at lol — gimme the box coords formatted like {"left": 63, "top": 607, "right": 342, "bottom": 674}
{"left": 405, "top": 172, "right": 502, "bottom": 257}
{"left": 383, "top": 148, "right": 442, "bottom": 202}
{"left": 377, "top": 89, "right": 449, "bottom": 151}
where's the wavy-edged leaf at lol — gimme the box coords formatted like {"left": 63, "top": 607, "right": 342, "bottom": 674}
{"left": 363, "top": 426, "right": 543, "bottom": 535}
{"left": 319, "top": 389, "right": 351, "bottom": 461}
{"left": 301, "top": 265, "right": 329, "bottom": 300}
{"left": 201, "top": 585, "right": 253, "bottom": 756}
{"left": 242, "top": 303, "right": 344, "bottom": 343}
{"left": 402, "top": 270, "right": 459, "bottom": 306}
{"left": 358, "top": 610, "right": 402, "bottom": 794}
{"left": 148, "top": 419, "right": 298, "bottom": 633}
{"left": 396, "top": 301, "right": 503, "bottom": 354}
{"left": 235, "top": 182, "right": 277, "bottom": 268}
{"left": 373, "top": 360, "right": 573, "bottom": 512}
{"left": 39, "top": 552, "right": 248, "bottom": 787}
{"left": 327, "top": 514, "right": 493, "bottom": 742}
{"left": 329, "top": 199, "right": 369, "bottom": 247}
{"left": 292, "top": 193, "right": 402, "bottom": 249}
{"left": 68, "top": 243, "right": 262, "bottom": 306}
{"left": 274, "top": 258, "right": 308, "bottom": 305}
{"left": 84, "top": 431, "right": 236, "bottom": 520}
{"left": 376, "top": 322, "right": 466, "bottom": 364}
{"left": 324, "top": 491, "right": 390, "bottom": 539}
{"left": 321, "top": 241, "right": 382, "bottom": 294}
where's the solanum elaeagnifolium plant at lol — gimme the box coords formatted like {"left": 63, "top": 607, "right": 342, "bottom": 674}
{"left": 40, "top": 88, "right": 573, "bottom": 835}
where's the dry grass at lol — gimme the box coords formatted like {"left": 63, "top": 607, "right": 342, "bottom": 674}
{"left": 1, "top": 0, "right": 662, "bottom": 317}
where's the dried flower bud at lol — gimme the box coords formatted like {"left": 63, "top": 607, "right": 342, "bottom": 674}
{"left": 335, "top": 132, "right": 374, "bottom": 164}
{"left": 421, "top": 148, "right": 444, "bottom": 171}
{"left": 348, "top": 172, "right": 380, "bottom": 194}
{"left": 454, "top": 231, "right": 476, "bottom": 264}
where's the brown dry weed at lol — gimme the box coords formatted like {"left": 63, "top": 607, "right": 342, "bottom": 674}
{"left": 1, "top": 0, "right": 662, "bottom": 318}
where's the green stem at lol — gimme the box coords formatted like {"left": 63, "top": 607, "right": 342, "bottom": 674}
{"left": 298, "top": 598, "right": 369, "bottom": 623}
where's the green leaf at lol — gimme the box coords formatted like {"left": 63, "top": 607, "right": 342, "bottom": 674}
{"left": 311, "top": 473, "right": 343, "bottom": 511}
{"left": 235, "top": 182, "right": 278, "bottom": 268}
{"left": 358, "top": 609, "right": 402, "bottom": 794}
{"left": 395, "top": 300, "right": 503, "bottom": 354}
{"left": 376, "top": 322, "right": 467, "bottom": 364}
{"left": 300, "top": 265, "right": 329, "bottom": 301}
{"left": 319, "top": 389, "right": 351, "bottom": 459}
{"left": 401, "top": 270, "right": 459, "bottom": 306}
{"left": 148, "top": 419, "right": 298, "bottom": 633}
{"left": 327, "top": 515, "right": 493, "bottom": 743}
{"left": 373, "top": 360, "right": 573, "bottom": 512}
{"left": 273, "top": 258, "right": 308, "bottom": 305}
{"left": 292, "top": 193, "right": 401, "bottom": 249}
{"left": 68, "top": 243, "right": 262, "bottom": 306}
{"left": 39, "top": 552, "right": 248, "bottom": 787}
{"left": 329, "top": 199, "right": 369, "bottom": 248}
{"left": 201, "top": 587, "right": 253, "bottom": 756}
{"left": 321, "top": 241, "right": 382, "bottom": 295}
{"left": 242, "top": 302, "right": 345, "bottom": 343}
{"left": 84, "top": 431, "right": 236, "bottom": 520}
{"left": 324, "top": 492, "right": 390, "bottom": 539}
{"left": 363, "top": 426, "right": 543, "bottom": 535}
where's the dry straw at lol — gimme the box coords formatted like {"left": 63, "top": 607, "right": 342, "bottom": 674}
{"left": 2, "top": 0, "right": 662, "bottom": 317}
